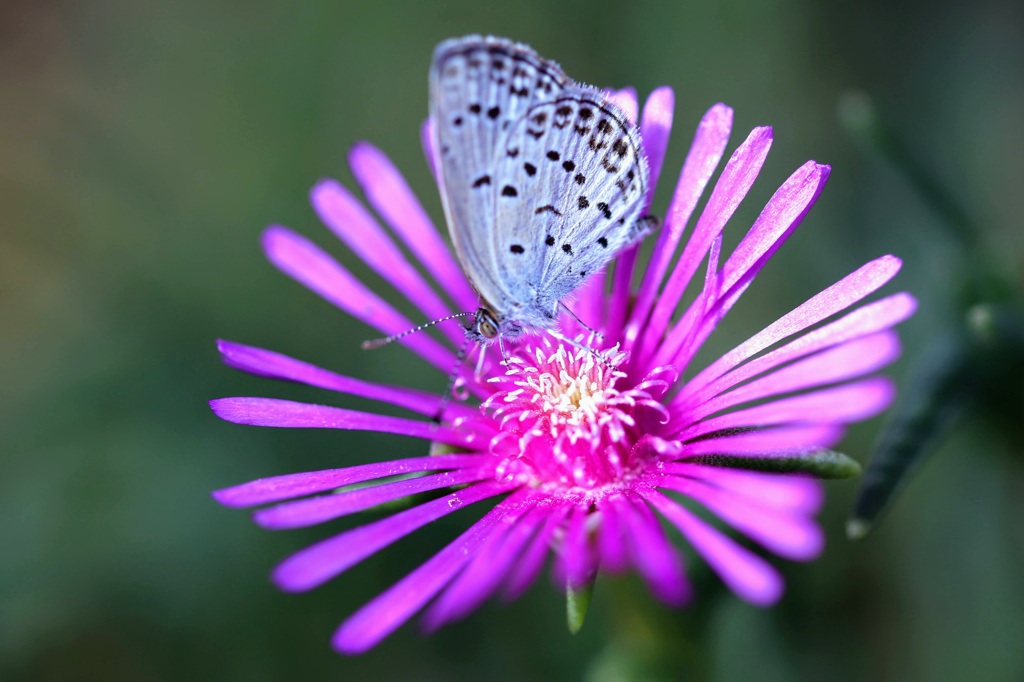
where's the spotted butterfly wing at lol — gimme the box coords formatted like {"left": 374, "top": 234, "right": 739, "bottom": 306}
{"left": 430, "top": 36, "right": 651, "bottom": 336}
{"left": 429, "top": 36, "right": 569, "bottom": 316}
{"left": 491, "top": 91, "right": 650, "bottom": 321}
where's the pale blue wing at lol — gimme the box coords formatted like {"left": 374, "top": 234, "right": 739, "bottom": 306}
{"left": 490, "top": 89, "right": 651, "bottom": 318}
{"left": 429, "top": 36, "right": 569, "bottom": 311}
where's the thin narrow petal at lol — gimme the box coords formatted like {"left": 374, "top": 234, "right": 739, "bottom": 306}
{"left": 682, "top": 424, "right": 844, "bottom": 457}
{"left": 677, "top": 292, "right": 917, "bottom": 413}
{"left": 621, "top": 494, "right": 690, "bottom": 605}
{"left": 683, "top": 255, "right": 905, "bottom": 398}
{"left": 644, "top": 489, "right": 783, "bottom": 605}
{"left": 422, "top": 499, "right": 548, "bottom": 631}
{"left": 503, "top": 504, "right": 568, "bottom": 601}
{"left": 721, "top": 162, "right": 831, "bottom": 294}
{"left": 654, "top": 162, "right": 832, "bottom": 369}
{"left": 331, "top": 487, "right": 533, "bottom": 654}
{"left": 637, "top": 126, "right": 774, "bottom": 363}
{"left": 607, "top": 87, "right": 638, "bottom": 125}
{"left": 421, "top": 118, "right": 440, "bottom": 181}
{"left": 555, "top": 504, "right": 597, "bottom": 589}
{"left": 640, "top": 86, "right": 675, "bottom": 207}
{"left": 217, "top": 340, "right": 475, "bottom": 418}
{"left": 253, "top": 465, "right": 497, "bottom": 529}
{"left": 262, "top": 226, "right": 456, "bottom": 371}
{"left": 212, "top": 454, "right": 489, "bottom": 508}
{"left": 568, "top": 269, "right": 609, "bottom": 335}
{"left": 209, "top": 397, "right": 478, "bottom": 448}
{"left": 311, "top": 179, "right": 465, "bottom": 347}
{"left": 274, "top": 480, "right": 516, "bottom": 593}
{"left": 684, "top": 331, "right": 901, "bottom": 424}
{"left": 606, "top": 87, "right": 676, "bottom": 323}
{"left": 678, "top": 377, "right": 895, "bottom": 441}
{"left": 597, "top": 494, "right": 629, "bottom": 573}
{"left": 663, "top": 463, "right": 823, "bottom": 514}
{"left": 623, "top": 104, "right": 733, "bottom": 348}
{"left": 348, "top": 142, "right": 478, "bottom": 311}
{"left": 660, "top": 476, "right": 823, "bottom": 560}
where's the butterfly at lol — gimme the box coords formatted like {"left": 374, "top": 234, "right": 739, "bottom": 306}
{"left": 428, "top": 36, "right": 656, "bottom": 348}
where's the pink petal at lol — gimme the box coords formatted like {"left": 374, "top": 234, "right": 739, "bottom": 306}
{"left": 348, "top": 142, "right": 478, "bottom": 312}
{"left": 597, "top": 494, "right": 629, "bottom": 573}
{"left": 503, "top": 503, "right": 568, "bottom": 601}
{"left": 217, "top": 340, "right": 473, "bottom": 418}
{"left": 421, "top": 499, "right": 549, "bottom": 631}
{"left": 421, "top": 118, "right": 440, "bottom": 182}
{"left": 678, "top": 292, "right": 916, "bottom": 414}
{"left": 607, "top": 87, "right": 638, "bottom": 125}
{"left": 636, "top": 126, "right": 774, "bottom": 364}
{"left": 331, "top": 486, "right": 533, "bottom": 654}
{"left": 555, "top": 504, "right": 597, "bottom": 589}
{"left": 566, "top": 269, "right": 609, "bottom": 336}
{"left": 606, "top": 87, "right": 676, "bottom": 325}
{"left": 640, "top": 86, "right": 675, "bottom": 207}
{"left": 262, "top": 226, "right": 456, "bottom": 371}
{"left": 721, "top": 162, "right": 831, "bottom": 294}
{"left": 655, "top": 162, "right": 832, "bottom": 369}
{"left": 209, "top": 397, "right": 478, "bottom": 448}
{"left": 624, "top": 104, "right": 733, "bottom": 349}
{"left": 620, "top": 494, "right": 690, "bottom": 605}
{"left": 683, "top": 255, "right": 905, "bottom": 399}
{"left": 660, "top": 475, "right": 823, "bottom": 560}
{"left": 212, "top": 454, "right": 489, "bottom": 508}
{"left": 310, "top": 179, "right": 465, "bottom": 348}
{"left": 682, "top": 424, "right": 845, "bottom": 457}
{"left": 664, "top": 463, "right": 823, "bottom": 514}
{"left": 644, "top": 489, "right": 783, "bottom": 605}
{"left": 678, "top": 377, "right": 895, "bottom": 441}
{"left": 685, "top": 331, "right": 901, "bottom": 424}
{"left": 253, "top": 465, "right": 497, "bottom": 529}
{"left": 274, "top": 479, "right": 517, "bottom": 594}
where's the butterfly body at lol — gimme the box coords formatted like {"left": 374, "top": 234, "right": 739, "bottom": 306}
{"left": 429, "top": 36, "right": 654, "bottom": 344}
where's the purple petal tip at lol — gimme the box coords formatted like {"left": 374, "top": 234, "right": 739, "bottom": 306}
{"left": 211, "top": 487, "right": 247, "bottom": 508}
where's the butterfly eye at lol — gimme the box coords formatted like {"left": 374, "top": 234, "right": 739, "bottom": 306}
{"left": 477, "top": 310, "right": 499, "bottom": 339}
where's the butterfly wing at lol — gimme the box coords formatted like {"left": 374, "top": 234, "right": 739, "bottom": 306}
{"left": 490, "top": 90, "right": 651, "bottom": 324}
{"left": 429, "top": 36, "right": 569, "bottom": 311}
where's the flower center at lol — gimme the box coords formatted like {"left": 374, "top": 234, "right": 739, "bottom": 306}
{"left": 484, "top": 337, "right": 672, "bottom": 495}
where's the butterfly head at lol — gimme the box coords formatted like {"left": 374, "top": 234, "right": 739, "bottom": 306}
{"left": 468, "top": 306, "right": 524, "bottom": 345}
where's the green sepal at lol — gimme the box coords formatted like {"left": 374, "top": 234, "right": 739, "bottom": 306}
{"left": 686, "top": 448, "right": 862, "bottom": 479}
{"left": 566, "top": 579, "right": 595, "bottom": 635}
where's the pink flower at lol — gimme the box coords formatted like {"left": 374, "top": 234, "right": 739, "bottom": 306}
{"left": 212, "top": 88, "right": 915, "bottom": 654}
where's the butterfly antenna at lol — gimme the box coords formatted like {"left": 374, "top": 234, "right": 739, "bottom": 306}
{"left": 433, "top": 333, "right": 474, "bottom": 423}
{"left": 559, "top": 301, "right": 604, "bottom": 341}
{"left": 362, "top": 312, "right": 477, "bottom": 350}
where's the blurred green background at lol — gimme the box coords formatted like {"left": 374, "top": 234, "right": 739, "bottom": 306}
{"left": 3, "top": 0, "right": 1023, "bottom": 679}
